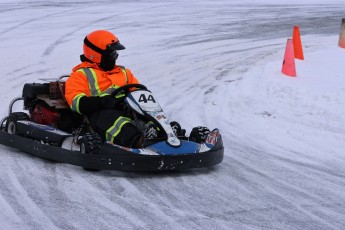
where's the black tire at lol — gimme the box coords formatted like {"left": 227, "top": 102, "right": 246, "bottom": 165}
{"left": 189, "top": 126, "right": 210, "bottom": 143}
{"left": 6, "top": 112, "right": 30, "bottom": 134}
{"left": 170, "top": 121, "right": 187, "bottom": 138}
{"left": 80, "top": 133, "right": 102, "bottom": 155}
{"left": 170, "top": 121, "right": 181, "bottom": 136}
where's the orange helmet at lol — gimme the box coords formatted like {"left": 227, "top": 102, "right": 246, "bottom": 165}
{"left": 83, "top": 30, "right": 125, "bottom": 64}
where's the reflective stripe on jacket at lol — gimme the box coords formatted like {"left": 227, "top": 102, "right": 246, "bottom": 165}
{"left": 106, "top": 116, "right": 132, "bottom": 142}
{"left": 65, "top": 62, "right": 139, "bottom": 114}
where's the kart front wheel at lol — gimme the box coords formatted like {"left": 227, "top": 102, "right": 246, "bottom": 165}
{"left": 80, "top": 133, "right": 102, "bottom": 155}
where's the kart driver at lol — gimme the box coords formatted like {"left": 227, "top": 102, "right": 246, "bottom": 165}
{"left": 65, "top": 30, "right": 156, "bottom": 148}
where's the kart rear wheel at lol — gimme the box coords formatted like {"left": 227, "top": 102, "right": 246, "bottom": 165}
{"left": 6, "top": 112, "right": 30, "bottom": 134}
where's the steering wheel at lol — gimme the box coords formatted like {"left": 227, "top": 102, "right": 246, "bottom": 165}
{"left": 110, "top": 84, "right": 148, "bottom": 98}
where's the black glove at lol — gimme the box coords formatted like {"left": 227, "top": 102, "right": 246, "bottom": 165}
{"left": 101, "top": 95, "right": 118, "bottom": 109}
{"left": 79, "top": 95, "right": 119, "bottom": 115}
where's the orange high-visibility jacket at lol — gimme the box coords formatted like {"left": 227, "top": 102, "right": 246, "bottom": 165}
{"left": 65, "top": 62, "right": 139, "bottom": 114}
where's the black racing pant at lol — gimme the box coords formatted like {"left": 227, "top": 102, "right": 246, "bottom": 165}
{"left": 88, "top": 109, "right": 143, "bottom": 148}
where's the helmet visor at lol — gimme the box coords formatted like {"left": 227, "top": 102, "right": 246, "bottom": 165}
{"left": 107, "top": 41, "right": 125, "bottom": 51}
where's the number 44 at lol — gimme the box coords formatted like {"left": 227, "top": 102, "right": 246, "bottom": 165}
{"left": 138, "top": 94, "right": 156, "bottom": 103}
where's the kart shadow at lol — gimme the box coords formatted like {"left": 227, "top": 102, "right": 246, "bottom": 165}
{"left": 93, "top": 165, "right": 222, "bottom": 178}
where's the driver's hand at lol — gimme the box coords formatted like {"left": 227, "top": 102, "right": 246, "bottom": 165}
{"left": 101, "top": 95, "right": 118, "bottom": 109}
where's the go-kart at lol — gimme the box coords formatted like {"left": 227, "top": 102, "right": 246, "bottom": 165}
{"left": 0, "top": 77, "right": 224, "bottom": 171}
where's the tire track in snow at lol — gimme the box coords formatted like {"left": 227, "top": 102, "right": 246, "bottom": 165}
{"left": 231, "top": 159, "right": 339, "bottom": 229}
{"left": 66, "top": 172, "right": 183, "bottom": 230}
{"left": 228, "top": 146, "right": 345, "bottom": 230}
{"left": 215, "top": 132, "right": 345, "bottom": 228}
{"left": 0, "top": 149, "right": 83, "bottom": 229}
{"left": 41, "top": 3, "right": 180, "bottom": 59}
{"left": 84, "top": 172, "right": 204, "bottom": 229}
{"left": 0, "top": 5, "right": 90, "bottom": 81}
{"left": 2, "top": 2, "right": 345, "bottom": 229}
{"left": 0, "top": 162, "right": 59, "bottom": 230}
{"left": 0, "top": 7, "right": 83, "bottom": 38}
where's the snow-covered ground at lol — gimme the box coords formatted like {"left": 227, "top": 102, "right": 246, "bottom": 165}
{"left": 1, "top": 0, "right": 345, "bottom": 229}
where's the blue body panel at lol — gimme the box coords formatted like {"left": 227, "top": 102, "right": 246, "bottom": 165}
{"left": 106, "top": 129, "right": 221, "bottom": 156}
{"left": 148, "top": 141, "right": 200, "bottom": 155}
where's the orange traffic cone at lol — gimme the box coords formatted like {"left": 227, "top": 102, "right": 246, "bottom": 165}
{"left": 338, "top": 18, "right": 345, "bottom": 48}
{"left": 292, "top": 25, "right": 304, "bottom": 60}
{"left": 282, "top": 38, "right": 296, "bottom": 77}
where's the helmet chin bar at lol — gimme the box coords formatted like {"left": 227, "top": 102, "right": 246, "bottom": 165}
{"left": 99, "top": 54, "right": 117, "bottom": 71}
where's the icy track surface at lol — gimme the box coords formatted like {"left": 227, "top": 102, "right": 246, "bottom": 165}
{"left": 1, "top": 0, "right": 345, "bottom": 229}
